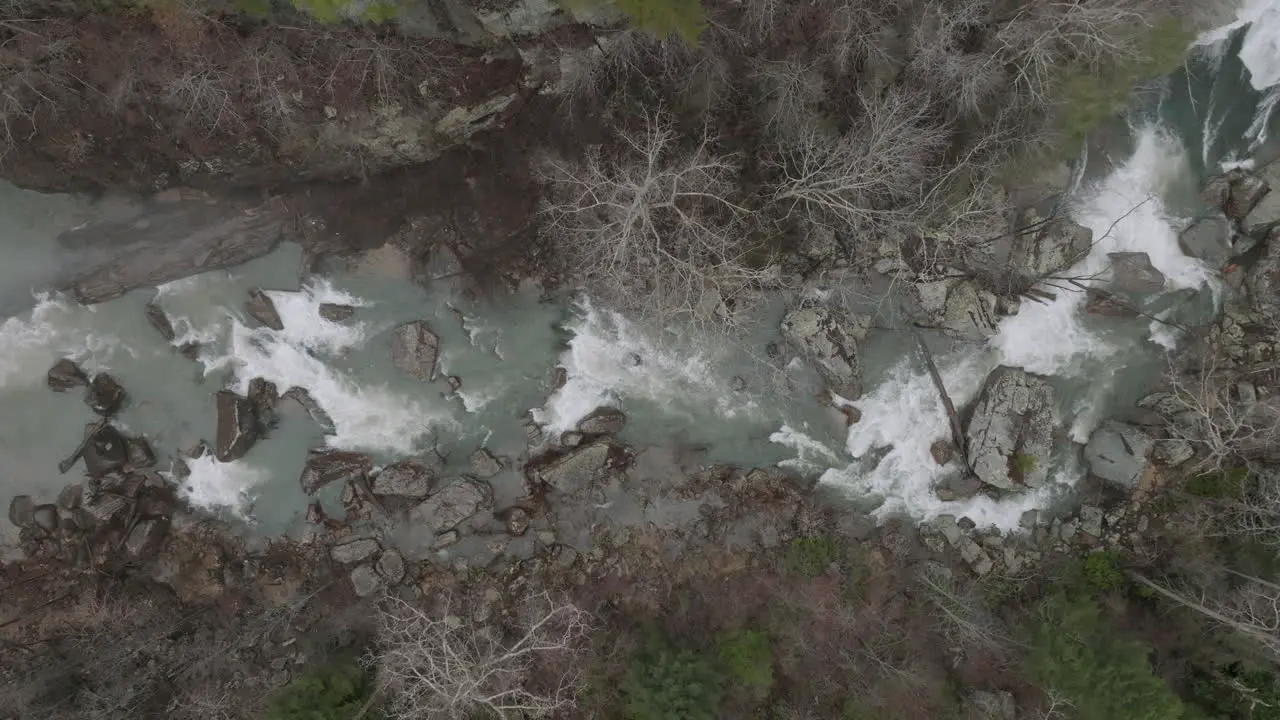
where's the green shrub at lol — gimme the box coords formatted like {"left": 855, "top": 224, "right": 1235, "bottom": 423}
{"left": 623, "top": 633, "right": 722, "bottom": 720}
{"left": 785, "top": 536, "right": 842, "bottom": 577}
{"left": 262, "top": 662, "right": 378, "bottom": 720}
{"left": 1082, "top": 551, "right": 1125, "bottom": 594}
{"left": 1012, "top": 453, "right": 1038, "bottom": 476}
{"left": 563, "top": 0, "right": 706, "bottom": 44}
{"left": 715, "top": 629, "right": 773, "bottom": 701}
{"left": 1186, "top": 468, "right": 1248, "bottom": 499}
{"left": 1186, "top": 662, "right": 1280, "bottom": 720}
{"left": 1029, "top": 593, "right": 1188, "bottom": 720}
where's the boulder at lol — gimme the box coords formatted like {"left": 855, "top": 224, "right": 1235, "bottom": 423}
{"left": 390, "top": 320, "right": 440, "bottom": 382}
{"left": 1084, "top": 420, "right": 1152, "bottom": 490}
{"left": 82, "top": 424, "right": 129, "bottom": 477}
{"left": 965, "top": 690, "right": 1016, "bottom": 720}
{"left": 376, "top": 550, "right": 406, "bottom": 584}
{"left": 245, "top": 289, "right": 284, "bottom": 331}
{"left": 125, "top": 436, "right": 156, "bottom": 470}
{"left": 469, "top": 449, "right": 503, "bottom": 478}
{"left": 214, "top": 390, "right": 258, "bottom": 462}
{"left": 1246, "top": 167, "right": 1280, "bottom": 236}
{"left": 913, "top": 279, "right": 1000, "bottom": 339}
{"left": 506, "top": 507, "right": 530, "bottom": 536}
{"left": 1079, "top": 505, "right": 1105, "bottom": 538}
{"left": 1179, "top": 215, "right": 1232, "bottom": 265}
{"left": 780, "top": 305, "right": 867, "bottom": 399}
{"left": 1153, "top": 438, "right": 1195, "bottom": 467}
{"left": 86, "top": 374, "right": 126, "bottom": 416}
{"left": 410, "top": 478, "right": 493, "bottom": 533}
{"left": 576, "top": 407, "right": 627, "bottom": 435}
{"left": 330, "top": 538, "right": 380, "bottom": 564}
{"left": 8, "top": 495, "right": 34, "bottom": 527}
{"left": 1010, "top": 215, "right": 1092, "bottom": 278}
{"left": 1228, "top": 170, "right": 1271, "bottom": 221}
{"left": 964, "top": 367, "right": 1055, "bottom": 490}
{"left": 318, "top": 303, "right": 356, "bottom": 322}
{"left": 1084, "top": 288, "right": 1138, "bottom": 317}
{"left": 934, "top": 473, "right": 983, "bottom": 501}
{"left": 144, "top": 303, "right": 176, "bottom": 342}
{"left": 299, "top": 450, "right": 372, "bottom": 494}
{"left": 281, "top": 386, "right": 334, "bottom": 431}
{"left": 1246, "top": 230, "right": 1280, "bottom": 318}
{"left": 32, "top": 504, "right": 59, "bottom": 532}
{"left": 1108, "top": 252, "right": 1165, "bottom": 294}
{"left": 124, "top": 518, "right": 164, "bottom": 557}
{"left": 247, "top": 377, "right": 279, "bottom": 430}
{"left": 534, "top": 440, "right": 611, "bottom": 494}
{"left": 350, "top": 564, "right": 382, "bottom": 597}
{"left": 929, "top": 439, "right": 955, "bottom": 466}
{"left": 47, "top": 358, "right": 87, "bottom": 392}
{"left": 371, "top": 460, "right": 435, "bottom": 498}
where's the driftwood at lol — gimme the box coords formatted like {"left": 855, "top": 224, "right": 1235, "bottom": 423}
{"left": 57, "top": 418, "right": 108, "bottom": 475}
{"left": 908, "top": 323, "right": 969, "bottom": 466}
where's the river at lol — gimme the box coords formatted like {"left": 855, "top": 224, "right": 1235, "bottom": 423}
{"left": 1, "top": 4, "right": 1278, "bottom": 545}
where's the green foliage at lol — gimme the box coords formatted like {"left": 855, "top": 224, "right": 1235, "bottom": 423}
{"left": 262, "top": 662, "right": 378, "bottom": 720}
{"left": 785, "top": 536, "right": 842, "bottom": 577}
{"left": 232, "top": 0, "right": 272, "bottom": 16}
{"left": 1186, "top": 662, "right": 1280, "bottom": 720}
{"left": 1082, "top": 551, "right": 1125, "bottom": 594}
{"left": 623, "top": 632, "right": 722, "bottom": 720}
{"left": 609, "top": 0, "right": 705, "bottom": 44}
{"left": 1029, "top": 593, "right": 1188, "bottom": 720}
{"left": 715, "top": 629, "right": 773, "bottom": 701}
{"left": 1012, "top": 453, "right": 1038, "bottom": 476}
{"left": 840, "top": 698, "right": 882, "bottom": 719}
{"left": 1186, "top": 467, "right": 1248, "bottom": 499}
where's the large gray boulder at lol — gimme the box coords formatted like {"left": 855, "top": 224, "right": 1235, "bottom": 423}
{"left": 245, "top": 289, "right": 284, "bottom": 331}
{"left": 1010, "top": 216, "right": 1092, "bottom": 278}
{"left": 577, "top": 407, "right": 627, "bottom": 435}
{"left": 964, "top": 367, "right": 1055, "bottom": 490}
{"left": 780, "top": 305, "right": 867, "bottom": 399}
{"left": 912, "top": 279, "right": 1000, "bottom": 339}
{"left": 281, "top": 386, "right": 334, "bottom": 431}
{"left": 350, "top": 564, "right": 382, "bottom": 597}
{"left": 534, "top": 440, "right": 612, "bottom": 494}
{"left": 330, "top": 538, "right": 380, "bottom": 564}
{"left": 214, "top": 390, "right": 258, "bottom": 462}
{"left": 1084, "top": 420, "right": 1152, "bottom": 490}
{"left": 371, "top": 460, "right": 435, "bottom": 498}
{"left": 390, "top": 320, "right": 440, "bottom": 382}
{"left": 1245, "top": 163, "right": 1280, "bottom": 235}
{"left": 1108, "top": 252, "right": 1165, "bottom": 294}
{"left": 1179, "top": 216, "right": 1232, "bottom": 265}
{"left": 47, "top": 358, "right": 87, "bottom": 392}
{"left": 86, "top": 374, "right": 126, "bottom": 416}
{"left": 1229, "top": 171, "right": 1271, "bottom": 221}
{"left": 410, "top": 478, "right": 493, "bottom": 533}
{"left": 299, "top": 450, "right": 372, "bottom": 494}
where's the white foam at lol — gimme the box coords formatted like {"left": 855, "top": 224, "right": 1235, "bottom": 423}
{"left": 534, "top": 300, "right": 759, "bottom": 434}
{"left": 993, "top": 126, "right": 1212, "bottom": 376}
{"left": 0, "top": 293, "right": 125, "bottom": 388}
{"left": 263, "top": 279, "right": 369, "bottom": 355}
{"left": 770, "top": 424, "right": 846, "bottom": 474}
{"left": 178, "top": 454, "right": 268, "bottom": 518}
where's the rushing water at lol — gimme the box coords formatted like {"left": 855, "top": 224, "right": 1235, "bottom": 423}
{"left": 2, "top": 4, "right": 1280, "bottom": 544}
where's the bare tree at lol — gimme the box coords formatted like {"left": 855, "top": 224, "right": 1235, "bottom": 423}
{"left": 751, "top": 56, "right": 826, "bottom": 138}
{"left": 1131, "top": 570, "right": 1280, "bottom": 662}
{"left": 767, "top": 86, "right": 949, "bottom": 236}
{"left": 372, "top": 592, "right": 591, "bottom": 719}
{"left": 539, "top": 110, "right": 776, "bottom": 331}
{"left": 918, "top": 563, "right": 1013, "bottom": 655}
{"left": 1163, "top": 349, "right": 1280, "bottom": 474}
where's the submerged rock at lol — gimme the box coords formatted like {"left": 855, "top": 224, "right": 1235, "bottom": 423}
{"left": 390, "top": 320, "right": 440, "bottom": 382}
{"left": 534, "top": 440, "right": 611, "bottom": 494}
{"left": 1010, "top": 215, "right": 1092, "bottom": 278}
{"left": 47, "top": 358, "right": 88, "bottom": 392}
{"left": 245, "top": 289, "right": 284, "bottom": 331}
{"left": 780, "top": 304, "right": 866, "bottom": 399}
{"left": 144, "top": 303, "right": 176, "bottom": 342}
{"left": 8, "top": 495, "right": 34, "bottom": 527}
{"left": 964, "top": 367, "right": 1055, "bottom": 490}
{"left": 410, "top": 478, "right": 493, "bottom": 533}
{"left": 215, "top": 390, "right": 258, "bottom": 462}
{"left": 576, "top": 407, "right": 627, "bottom": 436}
{"left": 300, "top": 450, "right": 372, "bottom": 494}
{"left": 86, "top": 374, "right": 126, "bottom": 416}
{"left": 372, "top": 460, "right": 435, "bottom": 498}
{"left": 1084, "top": 420, "right": 1152, "bottom": 490}
{"left": 1108, "top": 252, "right": 1165, "bottom": 294}
{"left": 469, "top": 449, "right": 503, "bottom": 478}
{"left": 318, "top": 303, "right": 356, "bottom": 322}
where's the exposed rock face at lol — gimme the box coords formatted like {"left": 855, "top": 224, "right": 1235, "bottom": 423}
{"left": 780, "top": 305, "right": 867, "bottom": 399}
{"left": 576, "top": 407, "right": 627, "bottom": 435}
{"left": 1179, "top": 216, "right": 1232, "bottom": 265}
{"left": 534, "top": 440, "right": 612, "bottom": 494}
{"left": 47, "top": 358, "right": 88, "bottom": 392}
{"left": 300, "top": 450, "right": 372, "bottom": 494}
{"left": 964, "top": 367, "right": 1055, "bottom": 490}
{"left": 390, "top": 320, "right": 440, "bottom": 382}
{"left": 318, "top": 303, "right": 356, "bottom": 322}
{"left": 410, "top": 478, "right": 493, "bottom": 533}
{"left": 1084, "top": 420, "right": 1152, "bottom": 490}
{"left": 912, "top": 279, "right": 1000, "bottom": 339}
{"left": 1108, "top": 252, "right": 1165, "bottom": 294}
{"left": 330, "top": 538, "right": 380, "bottom": 564}
{"left": 83, "top": 424, "right": 129, "bottom": 477}
{"left": 245, "top": 289, "right": 284, "bottom": 331}
{"left": 469, "top": 449, "right": 503, "bottom": 479}
{"left": 371, "top": 461, "right": 435, "bottom": 498}
{"left": 144, "top": 303, "right": 176, "bottom": 343}
{"left": 1010, "top": 215, "right": 1092, "bottom": 278}
{"left": 86, "top": 374, "right": 126, "bottom": 416}
{"left": 65, "top": 197, "right": 288, "bottom": 304}
{"left": 214, "top": 390, "right": 258, "bottom": 462}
